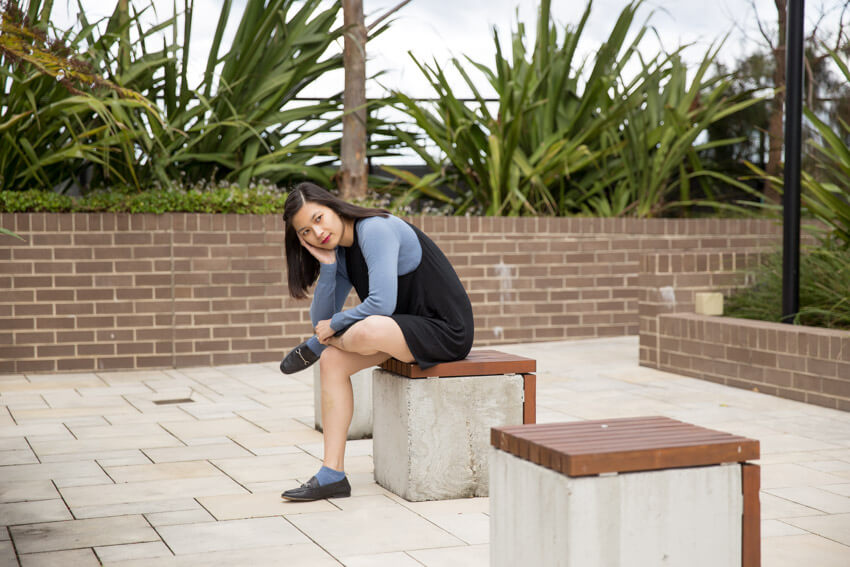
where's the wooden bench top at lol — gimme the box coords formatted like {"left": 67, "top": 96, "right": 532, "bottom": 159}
{"left": 379, "top": 349, "right": 536, "bottom": 378}
{"left": 492, "top": 416, "right": 760, "bottom": 477}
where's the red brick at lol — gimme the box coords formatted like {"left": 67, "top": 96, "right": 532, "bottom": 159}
{"left": 135, "top": 302, "right": 172, "bottom": 314}
{"left": 97, "top": 357, "right": 135, "bottom": 370}
{"left": 57, "top": 358, "right": 95, "bottom": 371}
{"left": 97, "top": 329, "right": 132, "bottom": 341}
{"left": 56, "top": 330, "right": 94, "bottom": 343}
{"left": 94, "top": 302, "right": 134, "bottom": 315}
{"left": 37, "top": 345, "right": 75, "bottom": 357}
{"left": 135, "top": 274, "right": 171, "bottom": 286}
{"left": 248, "top": 298, "right": 282, "bottom": 311}
{"left": 194, "top": 287, "right": 229, "bottom": 299}
{"left": 214, "top": 327, "right": 248, "bottom": 338}
{"left": 136, "top": 355, "right": 174, "bottom": 368}
{"left": 35, "top": 317, "right": 75, "bottom": 329}
{"left": 136, "top": 329, "right": 173, "bottom": 341}
{"left": 115, "top": 261, "right": 153, "bottom": 273}
{"left": 77, "top": 316, "right": 115, "bottom": 329}
{"left": 12, "top": 248, "right": 52, "bottom": 261}
{"left": 77, "top": 289, "right": 113, "bottom": 301}
{"left": 115, "top": 315, "right": 155, "bottom": 328}
{"left": 231, "top": 339, "right": 266, "bottom": 351}
{"left": 115, "top": 233, "right": 151, "bottom": 245}
{"left": 0, "top": 346, "right": 35, "bottom": 359}
{"left": 73, "top": 234, "right": 112, "bottom": 246}
{"left": 807, "top": 358, "right": 838, "bottom": 378}
{"left": 14, "top": 304, "right": 52, "bottom": 317}
{"left": 36, "top": 289, "right": 73, "bottom": 302}
{"left": 33, "top": 262, "right": 73, "bottom": 274}
{"left": 57, "top": 303, "right": 95, "bottom": 316}
{"left": 116, "top": 288, "right": 153, "bottom": 300}
{"left": 117, "top": 342, "right": 153, "bottom": 355}
{"left": 17, "top": 359, "right": 55, "bottom": 372}
{"left": 79, "top": 344, "right": 115, "bottom": 356}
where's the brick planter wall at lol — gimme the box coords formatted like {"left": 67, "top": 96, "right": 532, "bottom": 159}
{"left": 1, "top": 213, "right": 780, "bottom": 373}
{"left": 654, "top": 313, "right": 850, "bottom": 411}
{"left": 638, "top": 249, "right": 767, "bottom": 368}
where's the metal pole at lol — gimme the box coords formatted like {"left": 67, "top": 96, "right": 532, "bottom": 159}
{"left": 782, "top": 0, "right": 804, "bottom": 323}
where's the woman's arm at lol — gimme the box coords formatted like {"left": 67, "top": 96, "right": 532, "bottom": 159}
{"left": 329, "top": 219, "right": 400, "bottom": 331}
{"left": 309, "top": 254, "right": 353, "bottom": 327}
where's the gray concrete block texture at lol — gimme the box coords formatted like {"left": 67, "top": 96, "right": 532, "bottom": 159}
{"left": 313, "top": 365, "right": 373, "bottom": 439}
{"left": 490, "top": 448, "right": 743, "bottom": 567}
{"left": 372, "top": 369, "right": 524, "bottom": 502}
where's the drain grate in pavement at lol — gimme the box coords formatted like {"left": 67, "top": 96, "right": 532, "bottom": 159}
{"left": 153, "top": 398, "right": 195, "bottom": 405}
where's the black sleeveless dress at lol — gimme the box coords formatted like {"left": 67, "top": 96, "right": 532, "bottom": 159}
{"left": 344, "top": 219, "right": 474, "bottom": 369}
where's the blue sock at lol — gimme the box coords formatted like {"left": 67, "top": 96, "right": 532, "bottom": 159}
{"left": 306, "top": 336, "right": 324, "bottom": 357}
{"left": 315, "top": 465, "right": 346, "bottom": 486}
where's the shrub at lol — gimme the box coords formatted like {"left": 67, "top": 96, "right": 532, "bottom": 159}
{"left": 725, "top": 245, "right": 850, "bottom": 330}
{"left": 0, "top": 185, "right": 291, "bottom": 214}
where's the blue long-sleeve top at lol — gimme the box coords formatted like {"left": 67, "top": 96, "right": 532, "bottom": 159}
{"left": 305, "top": 215, "right": 422, "bottom": 354}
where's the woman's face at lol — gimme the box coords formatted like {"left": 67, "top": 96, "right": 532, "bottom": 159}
{"left": 291, "top": 201, "right": 347, "bottom": 249}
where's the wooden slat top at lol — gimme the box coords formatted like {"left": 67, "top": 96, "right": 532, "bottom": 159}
{"left": 379, "top": 349, "right": 536, "bottom": 378}
{"left": 491, "top": 416, "right": 759, "bottom": 477}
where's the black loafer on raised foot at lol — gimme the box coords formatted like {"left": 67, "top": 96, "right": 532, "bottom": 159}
{"left": 281, "top": 476, "right": 351, "bottom": 502}
{"left": 280, "top": 340, "right": 319, "bottom": 374}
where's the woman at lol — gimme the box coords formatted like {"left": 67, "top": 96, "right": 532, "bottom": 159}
{"left": 279, "top": 182, "right": 474, "bottom": 501}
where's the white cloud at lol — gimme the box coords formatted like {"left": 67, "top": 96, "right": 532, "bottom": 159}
{"left": 47, "top": 0, "right": 840, "bottom": 98}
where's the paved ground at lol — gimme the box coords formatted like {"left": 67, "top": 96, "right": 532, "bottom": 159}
{"left": 1, "top": 336, "right": 849, "bottom": 566}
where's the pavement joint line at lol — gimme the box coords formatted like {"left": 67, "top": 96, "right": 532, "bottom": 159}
{"left": 279, "top": 512, "right": 345, "bottom": 566}
{"left": 403, "top": 550, "right": 428, "bottom": 566}
{"left": 146, "top": 511, "right": 177, "bottom": 559}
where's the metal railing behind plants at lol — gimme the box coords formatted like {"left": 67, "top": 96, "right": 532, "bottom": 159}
{"left": 0, "top": 0, "right": 385, "bottom": 193}
{"left": 382, "top": 0, "right": 761, "bottom": 217}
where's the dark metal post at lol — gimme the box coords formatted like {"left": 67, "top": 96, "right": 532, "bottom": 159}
{"left": 782, "top": 0, "right": 804, "bottom": 323}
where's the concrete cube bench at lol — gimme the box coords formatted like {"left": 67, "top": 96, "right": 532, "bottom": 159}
{"left": 373, "top": 350, "right": 536, "bottom": 502}
{"left": 490, "top": 416, "right": 761, "bottom": 567}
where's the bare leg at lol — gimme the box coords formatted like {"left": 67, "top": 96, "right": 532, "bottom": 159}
{"left": 319, "top": 347, "right": 388, "bottom": 472}
{"left": 326, "top": 315, "right": 414, "bottom": 362}
{"left": 319, "top": 316, "right": 414, "bottom": 472}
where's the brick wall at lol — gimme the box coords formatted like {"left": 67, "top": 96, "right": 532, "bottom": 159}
{"left": 638, "top": 249, "right": 766, "bottom": 368}
{"left": 1, "top": 213, "right": 781, "bottom": 373}
{"left": 654, "top": 313, "right": 850, "bottom": 411}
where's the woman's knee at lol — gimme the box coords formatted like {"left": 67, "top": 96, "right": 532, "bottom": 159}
{"left": 347, "top": 315, "right": 390, "bottom": 347}
{"left": 319, "top": 346, "right": 346, "bottom": 376}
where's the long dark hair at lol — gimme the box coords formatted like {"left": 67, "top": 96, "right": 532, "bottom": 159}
{"left": 283, "top": 182, "right": 388, "bottom": 299}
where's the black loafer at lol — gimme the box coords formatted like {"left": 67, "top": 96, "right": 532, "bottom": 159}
{"left": 281, "top": 475, "right": 351, "bottom": 501}
{"left": 280, "top": 340, "right": 319, "bottom": 374}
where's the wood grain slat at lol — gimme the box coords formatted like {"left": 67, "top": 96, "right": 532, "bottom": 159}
{"left": 379, "top": 349, "right": 536, "bottom": 378}
{"left": 742, "top": 463, "right": 761, "bottom": 567}
{"left": 522, "top": 373, "right": 536, "bottom": 424}
{"left": 492, "top": 416, "right": 760, "bottom": 477}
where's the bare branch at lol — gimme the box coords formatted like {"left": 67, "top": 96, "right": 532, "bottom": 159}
{"left": 754, "top": 0, "right": 776, "bottom": 50}
{"left": 367, "top": 0, "right": 413, "bottom": 34}
{"left": 804, "top": 54, "right": 815, "bottom": 109}
{"left": 809, "top": 8, "right": 827, "bottom": 44}
{"left": 836, "top": 1, "right": 850, "bottom": 52}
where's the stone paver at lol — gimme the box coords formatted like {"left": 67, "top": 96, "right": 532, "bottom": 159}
{"left": 0, "top": 336, "right": 848, "bottom": 565}
{"left": 10, "top": 516, "right": 159, "bottom": 554}
{"left": 18, "top": 548, "right": 101, "bottom": 567}
{"left": 156, "top": 517, "right": 308, "bottom": 554}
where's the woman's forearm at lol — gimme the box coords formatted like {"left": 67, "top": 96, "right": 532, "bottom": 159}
{"left": 310, "top": 263, "right": 339, "bottom": 326}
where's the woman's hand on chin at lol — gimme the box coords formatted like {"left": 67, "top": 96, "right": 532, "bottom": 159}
{"left": 299, "top": 235, "right": 336, "bottom": 265}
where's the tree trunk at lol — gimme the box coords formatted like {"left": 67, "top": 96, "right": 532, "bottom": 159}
{"left": 765, "top": 0, "right": 787, "bottom": 203}
{"left": 339, "top": 0, "right": 367, "bottom": 200}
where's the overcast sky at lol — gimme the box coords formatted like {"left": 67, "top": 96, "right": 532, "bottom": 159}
{"left": 50, "top": 0, "right": 846, "bottom": 98}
